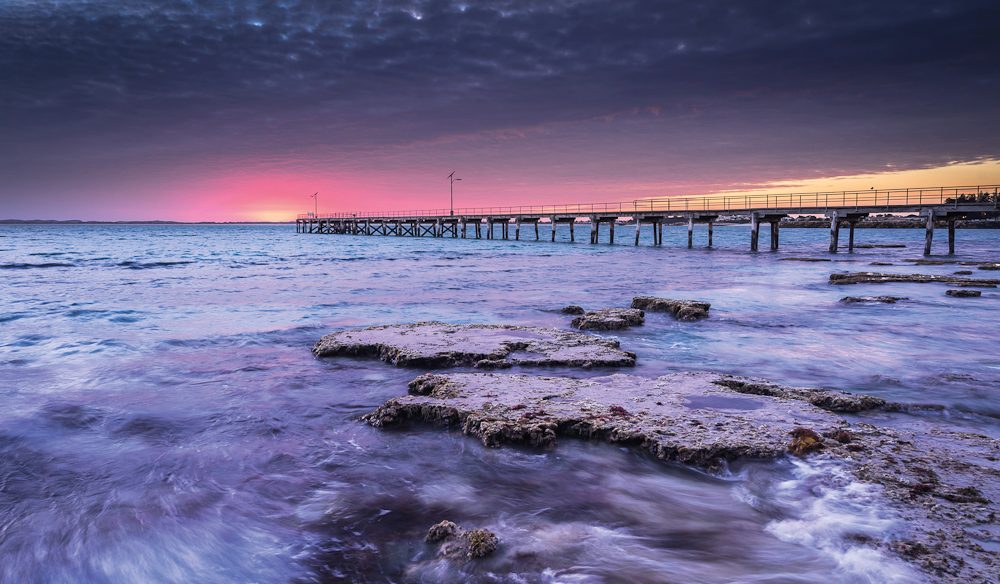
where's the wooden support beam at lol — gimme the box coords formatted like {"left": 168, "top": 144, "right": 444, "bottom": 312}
{"left": 634, "top": 220, "right": 641, "bottom": 245}
{"left": 551, "top": 217, "right": 557, "bottom": 242}
{"left": 828, "top": 211, "right": 839, "bottom": 253}
{"left": 609, "top": 220, "right": 615, "bottom": 244}
{"left": 848, "top": 221, "right": 856, "bottom": 252}
{"left": 948, "top": 218, "right": 956, "bottom": 255}
{"left": 924, "top": 210, "right": 934, "bottom": 255}
{"left": 515, "top": 220, "right": 521, "bottom": 240}
{"left": 750, "top": 213, "right": 759, "bottom": 252}
{"left": 770, "top": 220, "right": 780, "bottom": 251}
{"left": 707, "top": 221, "right": 714, "bottom": 247}
{"left": 570, "top": 221, "right": 575, "bottom": 242}
{"left": 535, "top": 221, "right": 539, "bottom": 240}
{"left": 687, "top": 216, "right": 694, "bottom": 249}
{"left": 590, "top": 217, "right": 598, "bottom": 244}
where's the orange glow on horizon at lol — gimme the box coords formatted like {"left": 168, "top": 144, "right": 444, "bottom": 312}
{"left": 99, "top": 158, "right": 1000, "bottom": 222}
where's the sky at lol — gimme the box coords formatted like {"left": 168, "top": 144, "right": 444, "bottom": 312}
{"left": 1, "top": 0, "right": 998, "bottom": 221}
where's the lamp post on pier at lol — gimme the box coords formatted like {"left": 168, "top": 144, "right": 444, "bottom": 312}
{"left": 448, "top": 172, "right": 461, "bottom": 216}
{"left": 310, "top": 192, "right": 318, "bottom": 217}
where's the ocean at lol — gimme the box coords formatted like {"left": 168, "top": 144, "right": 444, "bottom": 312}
{"left": 1, "top": 223, "right": 997, "bottom": 583}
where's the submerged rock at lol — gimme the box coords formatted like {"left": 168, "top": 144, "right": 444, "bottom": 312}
{"left": 829, "top": 272, "right": 1000, "bottom": 286}
{"left": 945, "top": 289, "right": 982, "bottom": 297}
{"left": 631, "top": 296, "right": 711, "bottom": 321}
{"left": 870, "top": 261, "right": 894, "bottom": 266}
{"left": 313, "top": 322, "right": 636, "bottom": 368}
{"left": 978, "top": 263, "right": 1000, "bottom": 270}
{"left": 560, "top": 305, "right": 585, "bottom": 315}
{"left": 425, "top": 520, "right": 499, "bottom": 559}
{"left": 904, "top": 259, "right": 958, "bottom": 265}
{"left": 570, "top": 308, "right": 644, "bottom": 330}
{"left": 840, "top": 296, "right": 908, "bottom": 304}
{"left": 425, "top": 520, "right": 460, "bottom": 543}
{"left": 364, "top": 371, "right": 878, "bottom": 468}
{"left": 953, "top": 270, "right": 973, "bottom": 275}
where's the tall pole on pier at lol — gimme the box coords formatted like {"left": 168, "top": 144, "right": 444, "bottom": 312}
{"left": 448, "top": 172, "right": 461, "bottom": 216}
{"left": 310, "top": 192, "right": 318, "bottom": 217}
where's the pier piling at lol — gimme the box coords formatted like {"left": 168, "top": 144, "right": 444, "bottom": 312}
{"left": 924, "top": 210, "right": 935, "bottom": 255}
{"left": 828, "top": 211, "right": 840, "bottom": 253}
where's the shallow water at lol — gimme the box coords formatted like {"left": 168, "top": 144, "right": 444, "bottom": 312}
{"left": 1, "top": 224, "right": 997, "bottom": 583}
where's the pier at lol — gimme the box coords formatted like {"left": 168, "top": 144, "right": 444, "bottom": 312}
{"left": 295, "top": 185, "right": 999, "bottom": 255}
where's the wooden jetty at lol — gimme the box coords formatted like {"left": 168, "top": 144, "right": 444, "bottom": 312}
{"left": 295, "top": 185, "right": 999, "bottom": 255}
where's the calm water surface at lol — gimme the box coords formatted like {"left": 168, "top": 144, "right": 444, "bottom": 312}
{"left": 1, "top": 224, "right": 998, "bottom": 583}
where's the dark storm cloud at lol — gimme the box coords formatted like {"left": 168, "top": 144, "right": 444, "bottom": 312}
{"left": 1, "top": 0, "right": 998, "bottom": 184}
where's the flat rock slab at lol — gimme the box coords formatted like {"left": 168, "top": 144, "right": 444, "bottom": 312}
{"left": 570, "top": 308, "right": 644, "bottom": 330}
{"left": 313, "top": 322, "right": 636, "bottom": 368}
{"left": 364, "top": 371, "right": 880, "bottom": 468}
{"left": 830, "top": 272, "right": 1000, "bottom": 286}
{"left": 631, "top": 296, "right": 711, "bottom": 321}
{"left": 840, "top": 296, "right": 908, "bottom": 304}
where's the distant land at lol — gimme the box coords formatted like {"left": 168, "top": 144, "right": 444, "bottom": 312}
{"left": 0, "top": 220, "right": 293, "bottom": 224}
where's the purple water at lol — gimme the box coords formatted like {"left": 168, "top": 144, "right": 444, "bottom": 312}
{"left": 2, "top": 224, "right": 997, "bottom": 583}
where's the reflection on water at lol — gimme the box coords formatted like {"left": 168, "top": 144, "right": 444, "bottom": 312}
{"left": 1, "top": 224, "right": 996, "bottom": 582}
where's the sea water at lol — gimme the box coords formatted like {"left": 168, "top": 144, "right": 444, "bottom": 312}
{"left": 1, "top": 224, "right": 998, "bottom": 583}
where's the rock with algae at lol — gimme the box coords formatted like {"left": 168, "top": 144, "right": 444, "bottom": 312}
{"left": 631, "top": 296, "right": 711, "bottom": 321}
{"left": 570, "top": 308, "right": 645, "bottom": 330}
{"left": 425, "top": 520, "right": 499, "bottom": 559}
{"left": 945, "top": 289, "right": 982, "bottom": 298}
{"left": 312, "top": 322, "right": 636, "bottom": 368}
{"left": 840, "top": 296, "right": 908, "bottom": 304}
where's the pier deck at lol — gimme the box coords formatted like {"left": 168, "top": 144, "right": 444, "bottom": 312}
{"left": 295, "top": 185, "right": 999, "bottom": 255}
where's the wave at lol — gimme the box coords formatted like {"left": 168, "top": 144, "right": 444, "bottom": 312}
{"left": 1, "top": 262, "right": 75, "bottom": 269}
{"left": 117, "top": 260, "right": 195, "bottom": 269}
{"left": 750, "top": 457, "right": 919, "bottom": 583}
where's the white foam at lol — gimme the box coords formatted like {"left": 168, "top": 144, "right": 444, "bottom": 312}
{"left": 759, "top": 457, "right": 924, "bottom": 583}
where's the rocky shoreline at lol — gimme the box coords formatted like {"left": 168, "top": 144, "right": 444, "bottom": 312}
{"left": 313, "top": 282, "right": 996, "bottom": 582}
{"left": 360, "top": 371, "right": 997, "bottom": 583}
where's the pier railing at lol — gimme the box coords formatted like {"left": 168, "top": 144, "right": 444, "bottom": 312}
{"left": 297, "top": 184, "right": 999, "bottom": 220}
